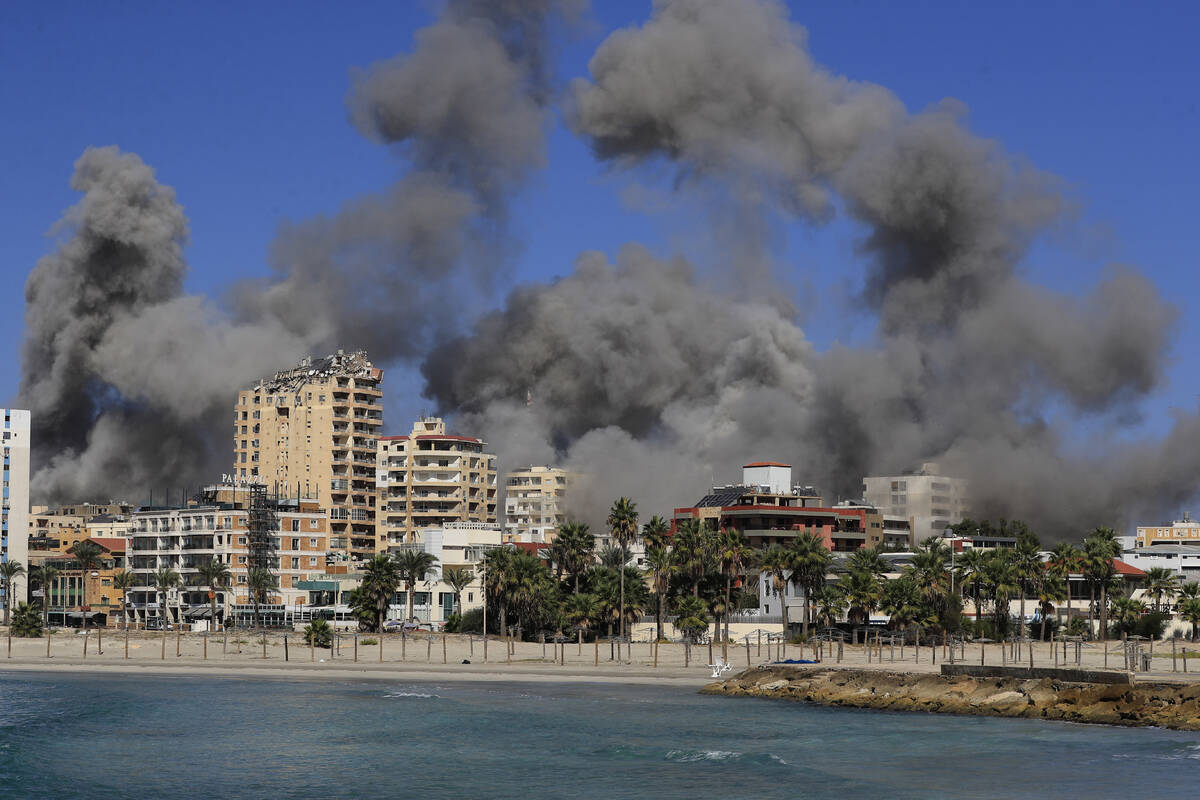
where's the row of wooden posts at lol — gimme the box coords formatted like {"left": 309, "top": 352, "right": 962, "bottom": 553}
{"left": 8, "top": 625, "right": 1199, "bottom": 674}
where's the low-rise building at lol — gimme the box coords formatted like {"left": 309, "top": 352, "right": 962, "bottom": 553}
{"left": 27, "top": 537, "right": 129, "bottom": 627}
{"left": 387, "top": 522, "right": 502, "bottom": 626}
{"left": 1136, "top": 515, "right": 1200, "bottom": 547}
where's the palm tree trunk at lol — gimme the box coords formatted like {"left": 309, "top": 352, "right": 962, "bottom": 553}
{"left": 724, "top": 575, "right": 732, "bottom": 643}
{"left": 975, "top": 587, "right": 981, "bottom": 624}
{"left": 1040, "top": 613, "right": 1047, "bottom": 642}
{"left": 619, "top": 568, "right": 625, "bottom": 641}
{"left": 781, "top": 591, "right": 789, "bottom": 640}
{"left": 802, "top": 580, "right": 810, "bottom": 638}
{"left": 655, "top": 576, "right": 664, "bottom": 642}
{"left": 407, "top": 583, "right": 415, "bottom": 622}
{"left": 1065, "top": 581, "right": 1072, "bottom": 629}
{"left": 1100, "top": 583, "right": 1108, "bottom": 642}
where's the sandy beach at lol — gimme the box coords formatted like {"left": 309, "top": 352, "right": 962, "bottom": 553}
{"left": 5, "top": 628, "right": 1200, "bottom": 687}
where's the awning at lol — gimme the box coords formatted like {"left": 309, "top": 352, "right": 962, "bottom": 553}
{"left": 65, "top": 611, "right": 104, "bottom": 619}
{"left": 184, "top": 607, "right": 213, "bottom": 618}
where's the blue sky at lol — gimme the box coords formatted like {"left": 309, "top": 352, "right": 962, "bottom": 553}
{"left": 2, "top": 0, "right": 1198, "bottom": 435}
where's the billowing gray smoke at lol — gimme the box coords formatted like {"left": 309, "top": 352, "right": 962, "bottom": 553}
{"left": 425, "top": 0, "right": 1182, "bottom": 536}
{"left": 18, "top": 0, "right": 568, "bottom": 501}
{"left": 20, "top": 0, "right": 1192, "bottom": 539}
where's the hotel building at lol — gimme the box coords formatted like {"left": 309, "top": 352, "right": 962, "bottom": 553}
{"left": 234, "top": 351, "right": 382, "bottom": 560}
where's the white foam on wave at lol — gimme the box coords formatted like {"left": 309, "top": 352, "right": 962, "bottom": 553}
{"left": 383, "top": 691, "right": 439, "bottom": 699}
{"left": 666, "top": 749, "right": 742, "bottom": 762}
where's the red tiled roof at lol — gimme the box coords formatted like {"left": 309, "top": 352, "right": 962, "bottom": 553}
{"left": 513, "top": 542, "right": 547, "bottom": 554}
{"left": 1113, "top": 558, "right": 1146, "bottom": 577}
{"left": 86, "top": 537, "right": 127, "bottom": 553}
{"left": 744, "top": 461, "right": 790, "bottom": 468}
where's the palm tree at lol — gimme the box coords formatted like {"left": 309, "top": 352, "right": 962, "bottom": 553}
{"left": 758, "top": 545, "right": 793, "bottom": 637}
{"left": 196, "top": 559, "right": 231, "bottom": 630}
{"left": 880, "top": 576, "right": 925, "bottom": 630}
{"left": 672, "top": 518, "right": 715, "bottom": 596}
{"left": 985, "top": 549, "right": 1020, "bottom": 636}
{"left": 111, "top": 569, "right": 136, "bottom": 629}
{"left": 811, "top": 586, "right": 846, "bottom": 628}
{"left": 839, "top": 569, "right": 882, "bottom": 627}
{"left": 672, "top": 594, "right": 710, "bottom": 643}
{"left": 11, "top": 602, "right": 43, "bottom": 638}
{"left": 1047, "top": 543, "right": 1082, "bottom": 628}
{"left": 717, "top": 529, "right": 753, "bottom": 642}
{"left": 598, "top": 544, "right": 630, "bottom": 569}
{"left": 606, "top": 497, "right": 639, "bottom": 642}
{"left": 360, "top": 553, "right": 400, "bottom": 632}
{"left": 1143, "top": 567, "right": 1179, "bottom": 613}
{"left": 644, "top": 545, "right": 675, "bottom": 642}
{"left": 0, "top": 560, "right": 25, "bottom": 626}
{"left": 1083, "top": 528, "right": 1121, "bottom": 640}
{"left": 788, "top": 532, "right": 832, "bottom": 637}
{"left": 70, "top": 540, "right": 104, "bottom": 631}
{"left": 641, "top": 516, "right": 670, "bottom": 551}
{"left": 394, "top": 550, "right": 439, "bottom": 623}
{"left": 957, "top": 548, "right": 989, "bottom": 624}
{"left": 1036, "top": 577, "right": 1067, "bottom": 641}
{"left": 153, "top": 567, "right": 182, "bottom": 629}
{"left": 246, "top": 568, "right": 278, "bottom": 629}
{"left": 1012, "top": 535, "right": 1044, "bottom": 639}
{"left": 1179, "top": 581, "right": 1200, "bottom": 602}
{"left": 31, "top": 564, "right": 60, "bottom": 630}
{"left": 846, "top": 546, "right": 888, "bottom": 580}
{"left": 564, "top": 592, "right": 600, "bottom": 640}
{"left": 555, "top": 522, "right": 595, "bottom": 593}
{"left": 482, "top": 547, "right": 516, "bottom": 642}
{"left": 1180, "top": 597, "right": 1200, "bottom": 641}
{"left": 442, "top": 566, "right": 475, "bottom": 618}
{"left": 1109, "top": 595, "right": 1147, "bottom": 636}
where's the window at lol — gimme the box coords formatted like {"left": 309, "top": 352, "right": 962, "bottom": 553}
{"left": 291, "top": 557, "right": 300, "bottom": 570}
{"left": 309, "top": 520, "right": 318, "bottom": 530}
{"left": 291, "top": 538, "right": 300, "bottom": 550}
{"left": 238, "top": 556, "right": 247, "bottom": 564}
{"left": 319, "top": 394, "right": 326, "bottom": 403}
{"left": 309, "top": 537, "right": 318, "bottom": 546}
{"left": 238, "top": 536, "right": 247, "bottom": 545}
{"left": 291, "top": 519, "right": 300, "bottom": 532}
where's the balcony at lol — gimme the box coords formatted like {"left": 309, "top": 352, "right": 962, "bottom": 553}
{"left": 330, "top": 479, "right": 349, "bottom": 492}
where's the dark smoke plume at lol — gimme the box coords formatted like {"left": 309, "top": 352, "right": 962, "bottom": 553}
{"left": 19, "top": 1, "right": 570, "bottom": 501}
{"left": 424, "top": 0, "right": 1181, "bottom": 536}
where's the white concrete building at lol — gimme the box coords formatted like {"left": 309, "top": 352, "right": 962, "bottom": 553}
{"left": 1122, "top": 545, "right": 1200, "bottom": 584}
{"left": 2, "top": 409, "right": 31, "bottom": 615}
{"left": 388, "top": 522, "right": 502, "bottom": 624}
{"left": 862, "top": 462, "right": 969, "bottom": 543}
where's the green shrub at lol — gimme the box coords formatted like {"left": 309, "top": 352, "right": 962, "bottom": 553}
{"left": 11, "top": 602, "right": 43, "bottom": 638}
{"left": 303, "top": 619, "right": 332, "bottom": 648}
{"left": 443, "top": 613, "right": 462, "bottom": 634}
{"left": 360, "top": 638, "right": 378, "bottom": 646}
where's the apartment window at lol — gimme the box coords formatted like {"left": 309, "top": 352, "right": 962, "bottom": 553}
{"left": 309, "top": 520, "right": 318, "bottom": 530}
{"left": 291, "top": 520, "right": 300, "bottom": 532}
{"left": 291, "top": 557, "right": 300, "bottom": 570}
{"left": 238, "top": 536, "right": 247, "bottom": 545}
{"left": 306, "top": 393, "right": 312, "bottom": 401}
{"left": 292, "top": 538, "right": 300, "bottom": 550}
{"left": 238, "top": 556, "right": 247, "bottom": 564}
{"left": 309, "top": 537, "right": 319, "bottom": 546}
{"left": 238, "top": 575, "right": 247, "bottom": 584}
{"left": 319, "top": 394, "right": 326, "bottom": 403}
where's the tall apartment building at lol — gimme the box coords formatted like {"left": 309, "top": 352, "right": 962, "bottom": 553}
{"left": 2, "top": 409, "right": 31, "bottom": 614}
{"left": 235, "top": 351, "right": 382, "bottom": 560}
{"left": 127, "top": 499, "right": 328, "bottom": 627}
{"left": 377, "top": 417, "right": 498, "bottom": 547}
{"left": 503, "top": 466, "right": 576, "bottom": 544}
{"left": 862, "top": 462, "right": 970, "bottom": 542}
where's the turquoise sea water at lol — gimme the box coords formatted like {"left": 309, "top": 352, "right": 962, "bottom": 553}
{"left": 1, "top": 672, "right": 1198, "bottom": 799}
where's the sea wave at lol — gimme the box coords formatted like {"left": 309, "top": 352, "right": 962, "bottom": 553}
{"left": 383, "top": 691, "right": 439, "bottom": 699}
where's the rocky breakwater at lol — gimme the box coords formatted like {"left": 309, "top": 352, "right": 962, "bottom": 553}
{"left": 701, "top": 667, "right": 1200, "bottom": 730}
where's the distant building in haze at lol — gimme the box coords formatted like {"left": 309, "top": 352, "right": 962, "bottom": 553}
{"left": 2, "top": 409, "right": 31, "bottom": 615}
{"left": 862, "top": 462, "right": 970, "bottom": 543}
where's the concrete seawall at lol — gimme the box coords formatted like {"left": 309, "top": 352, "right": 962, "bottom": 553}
{"left": 701, "top": 667, "right": 1200, "bottom": 730}
{"left": 939, "top": 664, "right": 1134, "bottom": 684}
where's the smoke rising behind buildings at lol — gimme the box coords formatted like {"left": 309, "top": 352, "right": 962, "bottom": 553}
{"left": 15, "top": 0, "right": 1192, "bottom": 538}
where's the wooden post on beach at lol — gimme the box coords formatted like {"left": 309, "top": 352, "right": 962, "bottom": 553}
{"left": 427, "top": 635, "right": 432, "bottom": 663}
{"left": 483, "top": 634, "right": 488, "bottom": 663}
{"left": 223, "top": 628, "right": 228, "bottom": 656}
{"left": 1173, "top": 638, "right": 1177, "bottom": 672}
{"left": 83, "top": 629, "right": 88, "bottom": 659}
{"left": 97, "top": 627, "right": 102, "bottom": 655}
{"left": 541, "top": 634, "right": 546, "bottom": 661}
{"left": 177, "top": 628, "right": 182, "bottom": 658}
{"left": 867, "top": 634, "right": 872, "bottom": 663}
{"left": 283, "top": 635, "right": 288, "bottom": 661}
{"left": 1184, "top": 646, "right": 1188, "bottom": 673}
{"left": 746, "top": 639, "right": 751, "bottom": 667}
{"left": 578, "top": 629, "right": 583, "bottom": 655}
{"left": 507, "top": 631, "right": 511, "bottom": 665}
{"left": 354, "top": 633, "right": 358, "bottom": 663}
{"left": 561, "top": 641, "right": 566, "bottom": 666}
{"left": 708, "top": 638, "right": 713, "bottom": 665}
{"left": 443, "top": 633, "right": 447, "bottom": 664}
{"left": 837, "top": 638, "right": 843, "bottom": 663}
{"left": 931, "top": 636, "right": 936, "bottom": 665}
{"left": 980, "top": 641, "right": 985, "bottom": 666}
{"left": 7, "top": 628, "right": 10, "bottom": 658}
{"left": 379, "top": 635, "right": 384, "bottom": 663}
{"left": 261, "top": 631, "right": 266, "bottom": 660}
{"left": 1002, "top": 641, "right": 1007, "bottom": 666}
{"left": 595, "top": 637, "right": 599, "bottom": 666}
{"left": 758, "top": 630, "right": 762, "bottom": 657}
{"left": 46, "top": 630, "right": 51, "bottom": 658}
{"left": 685, "top": 641, "right": 690, "bottom": 668}
{"left": 914, "top": 635, "right": 919, "bottom": 664}
{"left": 124, "top": 626, "right": 129, "bottom": 660}
{"left": 161, "top": 629, "right": 166, "bottom": 660}
{"left": 203, "top": 631, "right": 207, "bottom": 660}
{"left": 1104, "top": 640, "right": 1108, "bottom": 668}
{"left": 311, "top": 633, "right": 316, "bottom": 663}
{"left": 1028, "top": 639, "right": 1034, "bottom": 669}
{"left": 401, "top": 632, "right": 407, "bottom": 662}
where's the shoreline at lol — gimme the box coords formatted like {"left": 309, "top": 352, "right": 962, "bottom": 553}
{"left": 702, "top": 666, "right": 1200, "bottom": 730}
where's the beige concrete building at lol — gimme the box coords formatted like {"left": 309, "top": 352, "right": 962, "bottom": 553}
{"left": 862, "top": 462, "right": 970, "bottom": 543}
{"left": 502, "top": 465, "right": 577, "bottom": 544}
{"left": 234, "top": 351, "right": 382, "bottom": 560}
{"left": 1136, "top": 515, "right": 1200, "bottom": 547}
{"left": 377, "top": 417, "right": 498, "bottom": 547}
{"left": 389, "top": 522, "right": 502, "bottom": 624}
{"left": 2, "top": 409, "right": 31, "bottom": 615}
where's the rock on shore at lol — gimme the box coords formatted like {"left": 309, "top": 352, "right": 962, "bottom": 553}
{"left": 701, "top": 667, "right": 1200, "bottom": 730}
